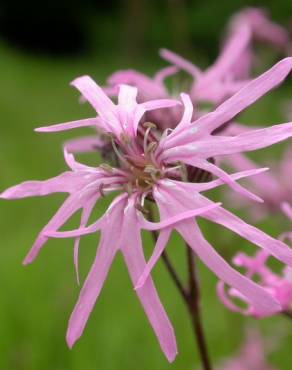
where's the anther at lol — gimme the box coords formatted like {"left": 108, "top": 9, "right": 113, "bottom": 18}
{"left": 143, "top": 122, "right": 157, "bottom": 129}
{"left": 111, "top": 137, "right": 131, "bottom": 168}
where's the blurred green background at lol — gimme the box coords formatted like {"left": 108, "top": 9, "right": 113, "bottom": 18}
{"left": 1, "top": 1, "right": 292, "bottom": 369}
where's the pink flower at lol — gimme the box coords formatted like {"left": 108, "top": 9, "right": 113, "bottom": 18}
{"left": 105, "top": 66, "right": 178, "bottom": 102}
{"left": 160, "top": 8, "right": 289, "bottom": 105}
{"left": 74, "top": 7, "right": 289, "bottom": 153}
{"left": 217, "top": 249, "right": 292, "bottom": 318}
{"left": 104, "top": 66, "right": 183, "bottom": 131}
{"left": 2, "top": 57, "right": 292, "bottom": 361}
{"left": 222, "top": 146, "right": 292, "bottom": 219}
{"left": 41, "top": 75, "right": 180, "bottom": 154}
{"left": 282, "top": 202, "right": 292, "bottom": 222}
{"left": 229, "top": 7, "right": 289, "bottom": 51}
{"left": 52, "top": 75, "right": 179, "bottom": 139}
{"left": 217, "top": 327, "right": 276, "bottom": 370}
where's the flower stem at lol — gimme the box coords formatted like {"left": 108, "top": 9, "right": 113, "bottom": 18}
{"left": 150, "top": 227, "right": 188, "bottom": 300}
{"left": 161, "top": 251, "right": 189, "bottom": 300}
{"left": 147, "top": 206, "right": 212, "bottom": 369}
{"left": 186, "top": 247, "right": 212, "bottom": 370}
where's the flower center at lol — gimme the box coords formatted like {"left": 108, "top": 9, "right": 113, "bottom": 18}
{"left": 128, "top": 161, "right": 164, "bottom": 191}
{"left": 102, "top": 122, "right": 212, "bottom": 201}
{"left": 106, "top": 122, "right": 169, "bottom": 192}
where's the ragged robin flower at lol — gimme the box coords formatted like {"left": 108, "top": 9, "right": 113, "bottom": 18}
{"left": 2, "top": 57, "right": 292, "bottom": 362}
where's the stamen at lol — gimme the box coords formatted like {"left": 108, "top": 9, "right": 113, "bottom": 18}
{"left": 144, "top": 165, "right": 162, "bottom": 182}
{"left": 164, "top": 164, "right": 182, "bottom": 173}
{"left": 143, "top": 122, "right": 157, "bottom": 154}
{"left": 149, "top": 144, "right": 160, "bottom": 167}
{"left": 143, "top": 122, "right": 157, "bottom": 129}
{"left": 179, "top": 163, "right": 188, "bottom": 182}
{"left": 111, "top": 137, "right": 131, "bottom": 168}
{"left": 135, "top": 178, "right": 153, "bottom": 191}
{"left": 102, "top": 184, "right": 124, "bottom": 194}
{"left": 99, "top": 183, "right": 124, "bottom": 197}
{"left": 146, "top": 142, "right": 158, "bottom": 154}
{"left": 123, "top": 182, "right": 133, "bottom": 195}
{"left": 144, "top": 164, "right": 157, "bottom": 173}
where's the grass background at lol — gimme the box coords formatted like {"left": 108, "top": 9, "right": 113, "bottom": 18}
{"left": 0, "top": 2, "right": 292, "bottom": 368}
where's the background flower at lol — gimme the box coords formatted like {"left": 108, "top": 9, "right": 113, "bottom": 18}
{"left": 1, "top": 3, "right": 292, "bottom": 370}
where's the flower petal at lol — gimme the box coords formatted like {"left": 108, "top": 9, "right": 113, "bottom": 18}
{"left": 223, "top": 153, "right": 280, "bottom": 199}
{"left": 140, "top": 202, "right": 222, "bottom": 230}
{"left": 179, "top": 219, "right": 280, "bottom": 316}
{"left": 135, "top": 229, "right": 171, "bottom": 289}
{"left": 154, "top": 66, "right": 179, "bottom": 84}
{"left": 74, "top": 195, "right": 99, "bottom": 285}
{"left": 66, "top": 195, "right": 126, "bottom": 347}
{"left": 118, "top": 84, "right": 138, "bottom": 108}
{"left": 24, "top": 192, "right": 92, "bottom": 265}
{"left": 282, "top": 202, "right": 292, "bottom": 220}
{"left": 35, "top": 118, "right": 98, "bottom": 133}
{"left": 0, "top": 172, "right": 85, "bottom": 199}
{"left": 174, "top": 159, "right": 264, "bottom": 203}
{"left": 160, "top": 48, "right": 202, "bottom": 78}
{"left": 189, "top": 167, "right": 269, "bottom": 193}
{"left": 141, "top": 98, "right": 180, "bottom": 111}
{"left": 71, "top": 75, "right": 116, "bottom": 116}
{"left": 217, "top": 281, "right": 249, "bottom": 315}
{"left": 45, "top": 194, "right": 128, "bottom": 239}
{"left": 107, "top": 69, "right": 165, "bottom": 99}
{"left": 158, "top": 182, "right": 292, "bottom": 281}
{"left": 204, "top": 204, "right": 292, "bottom": 267}
{"left": 163, "top": 57, "right": 292, "bottom": 149}
{"left": 196, "top": 57, "right": 292, "bottom": 134}
{"left": 67, "top": 222, "right": 122, "bottom": 347}
{"left": 121, "top": 202, "right": 177, "bottom": 362}
{"left": 63, "top": 147, "right": 95, "bottom": 172}
{"left": 155, "top": 186, "right": 280, "bottom": 316}
{"left": 208, "top": 24, "right": 251, "bottom": 79}
{"left": 63, "top": 135, "right": 107, "bottom": 154}
{"left": 188, "top": 121, "right": 292, "bottom": 158}
{"left": 158, "top": 93, "right": 193, "bottom": 140}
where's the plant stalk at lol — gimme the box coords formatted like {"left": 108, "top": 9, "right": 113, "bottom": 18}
{"left": 148, "top": 206, "right": 212, "bottom": 369}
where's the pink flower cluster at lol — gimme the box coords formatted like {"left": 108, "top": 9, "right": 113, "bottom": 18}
{"left": 217, "top": 327, "right": 276, "bottom": 370}
{"left": 217, "top": 249, "right": 292, "bottom": 318}
{"left": 221, "top": 147, "right": 292, "bottom": 220}
{"left": 1, "top": 6, "right": 292, "bottom": 364}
